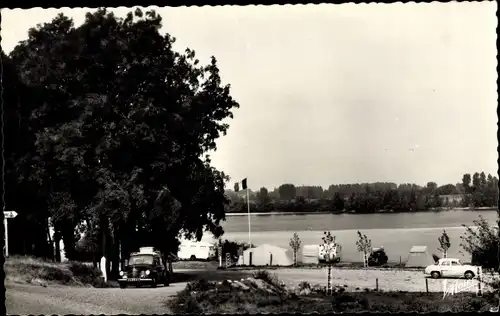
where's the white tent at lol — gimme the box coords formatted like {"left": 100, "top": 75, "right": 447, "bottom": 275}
{"left": 405, "top": 245, "right": 434, "bottom": 268}
{"left": 242, "top": 244, "right": 293, "bottom": 266}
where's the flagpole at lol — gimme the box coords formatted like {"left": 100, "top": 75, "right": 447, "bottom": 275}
{"left": 246, "top": 187, "right": 252, "bottom": 247}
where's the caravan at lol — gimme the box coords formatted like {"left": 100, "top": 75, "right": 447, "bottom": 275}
{"left": 318, "top": 243, "right": 342, "bottom": 263}
{"left": 177, "top": 240, "right": 216, "bottom": 261}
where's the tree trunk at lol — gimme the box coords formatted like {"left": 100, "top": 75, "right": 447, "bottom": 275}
{"left": 46, "top": 218, "right": 54, "bottom": 261}
{"left": 111, "top": 235, "right": 120, "bottom": 279}
{"left": 54, "top": 232, "right": 61, "bottom": 262}
{"left": 100, "top": 215, "right": 111, "bottom": 280}
{"left": 497, "top": 208, "right": 500, "bottom": 274}
{"left": 327, "top": 265, "right": 332, "bottom": 295}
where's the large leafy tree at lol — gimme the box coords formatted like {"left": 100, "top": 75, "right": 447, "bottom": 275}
{"left": 9, "top": 8, "right": 238, "bottom": 275}
{"left": 3, "top": 49, "right": 56, "bottom": 258}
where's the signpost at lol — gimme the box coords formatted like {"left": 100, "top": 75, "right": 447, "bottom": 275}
{"left": 4, "top": 211, "right": 18, "bottom": 258}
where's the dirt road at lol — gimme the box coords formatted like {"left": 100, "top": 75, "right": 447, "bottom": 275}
{"left": 6, "top": 269, "right": 253, "bottom": 315}
{"left": 6, "top": 281, "right": 186, "bottom": 315}
{"left": 271, "top": 268, "right": 496, "bottom": 293}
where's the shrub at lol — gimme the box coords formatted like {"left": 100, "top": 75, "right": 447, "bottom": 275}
{"left": 438, "top": 229, "right": 451, "bottom": 258}
{"left": 289, "top": 233, "right": 302, "bottom": 266}
{"left": 216, "top": 240, "right": 254, "bottom": 262}
{"left": 432, "top": 253, "right": 441, "bottom": 263}
{"left": 298, "top": 281, "right": 311, "bottom": 290}
{"left": 170, "top": 289, "right": 203, "bottom": 314}
{"left": 460, "top": 215, "right": 499, "bottom": 269}
{"left": 468, "top": 298, "right": 486, "bottom": 311}
{"left": 252, "top": 270, "right": 281, "bottom": 289}
{"left": 186, "top": 279, "right": 216, "bottom": 292}
{"left": 5, "top": 256, "right": 108, "bottom": 287}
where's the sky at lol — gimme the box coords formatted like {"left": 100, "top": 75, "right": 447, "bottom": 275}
{"left": 2, "top": 3, "right": 498, "bottom": 190}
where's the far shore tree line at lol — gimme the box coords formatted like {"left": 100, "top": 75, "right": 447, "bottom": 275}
{"left": 226, "top": 172, "right": 499, "bottom": 214}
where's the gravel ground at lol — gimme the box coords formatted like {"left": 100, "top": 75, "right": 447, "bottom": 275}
{"left": 271, "top": 267, "right": 497, "bottom": 293}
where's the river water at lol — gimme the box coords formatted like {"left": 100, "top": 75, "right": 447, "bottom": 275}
{"left": 203, "top": 210, "right": 498, "bottom": 263}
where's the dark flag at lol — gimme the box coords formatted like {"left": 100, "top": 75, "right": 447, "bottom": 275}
{"left": 234, "top": 178, "right": 248, "bottom": 192}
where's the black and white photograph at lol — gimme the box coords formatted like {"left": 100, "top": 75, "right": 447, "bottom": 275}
{"left": 2, "top": 2, "right": 499, "bottom": 314}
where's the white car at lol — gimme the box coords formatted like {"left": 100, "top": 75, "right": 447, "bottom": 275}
{"left": 424, "top": 258, "right": 480, "bottom": 279}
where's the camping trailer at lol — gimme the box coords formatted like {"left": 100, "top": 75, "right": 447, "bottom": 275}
{"left": 302, "top": 245, "right": 320, "bottom": 264}
{"left": 318, "top": 243, "right": 342, "bottom": 263}
{"left": 177, "top": 240, "right": 216, "bottom": 261}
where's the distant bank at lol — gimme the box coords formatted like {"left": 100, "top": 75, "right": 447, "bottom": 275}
{"left": 225, "top": 207, "right": 498, "bottom": 216}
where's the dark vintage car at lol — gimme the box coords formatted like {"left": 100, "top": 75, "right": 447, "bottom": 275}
{"left": 368, "top": 247, "right": 388, "bottom": 266}
{"left": 118, "top": 248, "right": 172, "bottom": 288}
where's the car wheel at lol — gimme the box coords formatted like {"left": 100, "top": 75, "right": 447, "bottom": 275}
{"left": 119, "top": 283, "right": 127, "bottom": 289}
{"left": 464, "top": 271, "right": 475, "bottom": 279}
{"left": 431, "top": 271, "right": 441, "bottom": 279}
{"left": 151, "top": 278, "right": 157, "bottom": 288}
{"left": 190, "top": 255, "right": 196, "bottom": 260}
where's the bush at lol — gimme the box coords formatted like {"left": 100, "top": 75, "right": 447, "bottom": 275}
{"left": 252, "top": 270, "right": 281, "bottom": 289}
{"left": 170, "top": 288, "right": 203, "bottom": 314}
{"left": 460, "top": 215, "right": 499, "bottom": 269}
{"left": 186, "top": 279, "right": 216, "bottom": 292}
{"left": 298, "top": 281, "right": 311, "bottom": 290}
{"left": 5, "top": 256, "right": 109, "bottom": 287}
{"left": 432, "top": 253, "right": 441, "bottom": 263}
{"left": 216, "top": 240, "right": 255, "bottom": 262}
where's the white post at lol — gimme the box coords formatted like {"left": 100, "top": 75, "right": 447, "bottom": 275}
{"left": 100, "top": 256, "right": 107, "bottom": 282}
{"left": 247, "top": 188, "right": 251, "bottom": 246}
{"left": 119, "top": 241, "right": 122, "bottom": 271}
{"left": 218, "top": 241, "right": 223, "bottom": 268}
{"left": 4, "top": 217, "right": 8, "bottom": 258}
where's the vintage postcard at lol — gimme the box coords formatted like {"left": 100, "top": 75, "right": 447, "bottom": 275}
{"left": 2, "top": 1, "right": 498, "bottom": 314}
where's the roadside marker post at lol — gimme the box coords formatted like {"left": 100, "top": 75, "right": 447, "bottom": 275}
{"left": 3, "top": 211, "right": 18, "bottom": 258}
{"left": 477, "top": 266, "right": 482, "bottom": 297}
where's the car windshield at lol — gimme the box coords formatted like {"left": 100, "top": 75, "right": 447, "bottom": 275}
{"left": 128, "top": 254, "right": 154, "bottom": 265}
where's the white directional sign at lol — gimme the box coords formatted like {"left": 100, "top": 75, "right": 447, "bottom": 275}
{"left": 4, "top": 210, "right": 18, "bottom": 258}
{"left": 4, "top": 211, "right": 18, "bottom": 219}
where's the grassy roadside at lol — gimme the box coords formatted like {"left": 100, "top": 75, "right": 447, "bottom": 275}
{"left": 167, "top": 271, "right": 499, "bottom": 313}
{"left": 4, "top": 256, "right": 115, "bottom": 288}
